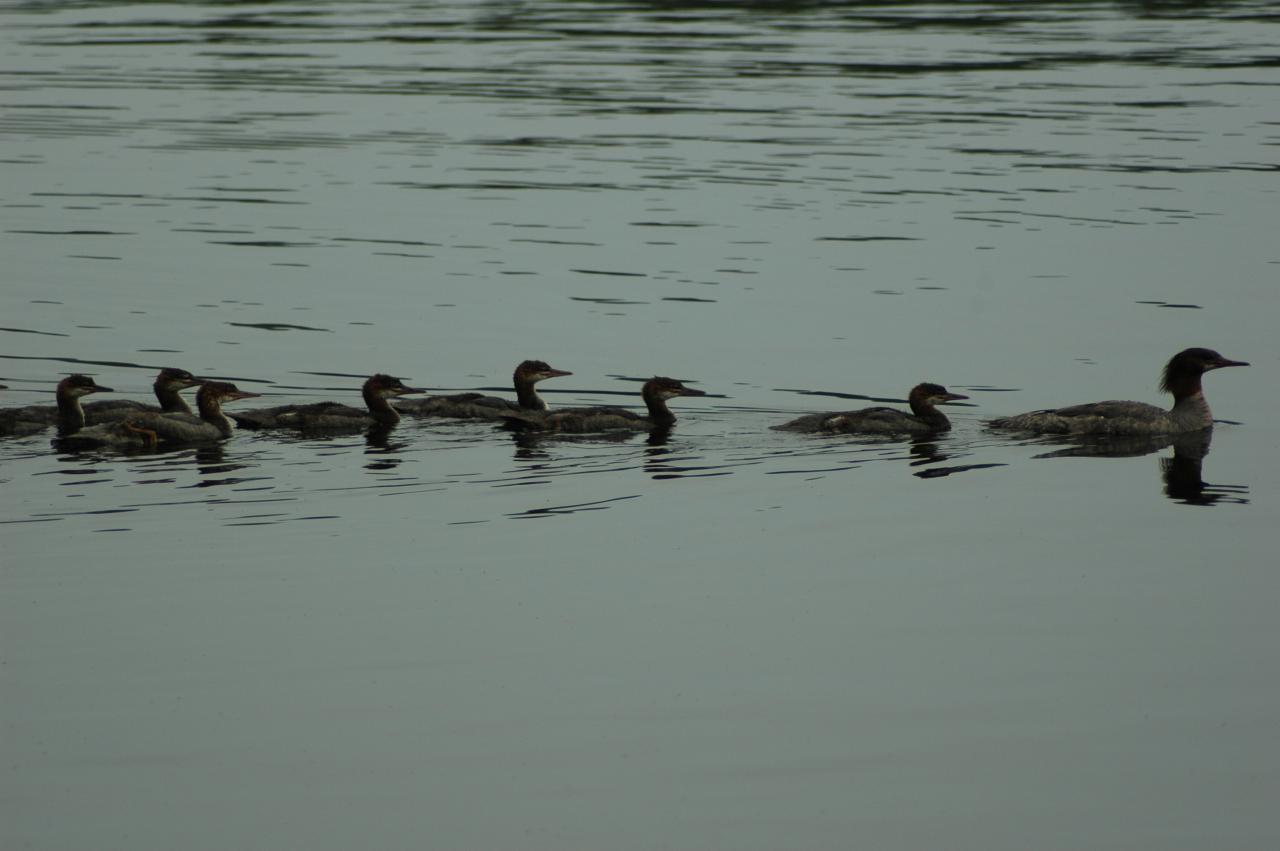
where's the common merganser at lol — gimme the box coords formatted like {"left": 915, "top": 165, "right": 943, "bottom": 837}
{"left": 397, "top": 360, "right": 571, "bottom": 420}
{"left": 57, "top": 381, "right": 259, "bottom": 449}
{"left": 0, "top": 374, "right": 115, "bottom": 436}
{"left": 773, "top": 382, "right": 968, "bottom": 435}
{"left": 503, "top": 376, "right": 706, "bottom": 433}
{"left": 82, "top": 367, "right": 203, "bottom": 423}
{"left": 231, "top": 374, "right": 421, "bottom": 431}
{"left": 988, "top": 348, "right": 1247, "bottom": 435}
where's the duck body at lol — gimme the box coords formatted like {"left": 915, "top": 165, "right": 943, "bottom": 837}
{"left": 990, "top": 400, "right": 1175, "bottom": 435}
{"left": 397, "top": 392, "right": 521, "bottom": 420}
{"left": 397, "top": 360, "right": 570, "bottom": 420}
{"left": 231, "top": 374, "right": 420, "bottom": 431}
{"left": 774, "top": 383, "right": 968, "bottom": 435}
{"left": 0, "top": 403, "right": 60, "bottom": 436}
{"left": 503, "top": 376, "right": 705, "bottom": 433}
{"left": 988, "top": 348, "right": 1248, "bottom": 435}
{"left": 56, "top": 382, "right": 259, "bottom": 450}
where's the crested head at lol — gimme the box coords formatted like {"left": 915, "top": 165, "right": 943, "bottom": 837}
{"left": 514, "top": 360, "right": 572, "bottom": 383}
{"left": 642, "top": 376, "right": 707, "bottom": 401}
{"left": 155, "top": 367, "right": 202, "bottom": 391}
{"left": 908, "top": 382, "right": 969, "bottom": 405}
{"left": 363, "top": 373, "right": 421, "bottom": 398}
{"left": 1160, "top": 348, "right": 1248, "bottom": 396}
{"left": 59, "top": 374, "right": 112, "bottom": 397}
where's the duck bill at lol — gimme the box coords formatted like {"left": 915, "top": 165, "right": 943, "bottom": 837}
{"left": 394, "top": 386, "right": 426, "bottom": 396}
{"left": 1209, "top": 357, "right": 1249, "bottom": 370}
{"left": 678, "top": 387, "right": 707, "bottom": 398}
{"left": 227, "top": 390, "right": 261, "bottom": 402}
{"left": 941, "top": 392, "right": 969, "bottom": 403}
{"left": 543, "top": 369, "right": 573, "bottom": 379}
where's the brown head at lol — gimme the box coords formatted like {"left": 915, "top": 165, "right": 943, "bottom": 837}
{"left": 58, "top": 374, "right": 113, "bottom": 398}
{"left": 514, "top": 360, "right": 572, "bottom": 384}
{"left": 154, "top": 367, "right": 203, "bottom": 393}
{"left": 642, "top": 376, "right": 707, "bottom": 402}
{"left": 197, "top": 381, "right": 261, "bottom": 407}
{"left": 907, "top": 382, "right": 969, "bottom": 408}
{"left": 1160, "top": 348, "right": 1248, "bottom": 398}
{"left": 362, "top": 374, "right": 423, "bottom": 400}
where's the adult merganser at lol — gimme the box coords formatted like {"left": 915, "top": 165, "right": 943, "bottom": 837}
{"left": 988, "top": 348, "right": 1247, "bottom": 435}
{"left": 773, "top": 382, "right": 968, "bottom": 435}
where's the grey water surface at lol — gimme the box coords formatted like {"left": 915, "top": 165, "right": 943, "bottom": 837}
{"left": 2, "top": 2, "right": 1278, "bottom": 849}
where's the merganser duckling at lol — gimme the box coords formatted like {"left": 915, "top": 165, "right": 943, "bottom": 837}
{"left": 773, "top": 383, "right": 969, "bottom": 435}
{"left": 988, "top": 348, "right": 1248, "bottom": 435}
{"left": 82, "top": 367, "right": 203, "bottom": 423}
{"left": 0, "top": 374, "right": 114, "bottom": 436}
{"left": 230, "top": 374, "right": 421, "bottom": 431}
{"left": 57, "top": 381, "right": 259, "bottom": 449}
{"left": 503, "top": 376, "right": 706, "bottom": 433}
{"left": 397, "top": 360, "right": 571, "bottom": 420}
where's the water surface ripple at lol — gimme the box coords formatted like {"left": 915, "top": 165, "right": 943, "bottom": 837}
{"left": 3, "top": 3, "right": 1278, "bottom": 850}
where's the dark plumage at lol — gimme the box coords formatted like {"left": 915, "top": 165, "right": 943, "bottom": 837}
{"left": 56, "top": 382, "right": 260, "bottom": 450}
{"left": 988, "top": 348, "right": 1247, "bottom": 435}
{"left": 82, "top": 367, "right": 203, "bottom": 423}
{"left": 1, "top": 374, "right": 114, "bottom": 436}
{"left": 774, "top": 382, "right": 968, "bottom": 435}
{"left": 231, "top": 374, "right": 420, "bottom": 431}
{"left": 397, "top": 359, "right": 571, "bottom": 420}
{"left": 503, "top": 376, "right": 706, "bottom": 433}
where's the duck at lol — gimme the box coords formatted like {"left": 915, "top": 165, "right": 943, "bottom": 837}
{"left": 230, "top": 376, "right": 424, "bottom": 432}
{"left": 988, "top": 348, "right": 1247, "bottom": 435}
{"left": 774, "top": 382, "right": 969, "bottom": 435}
{"left": 397, "top": 360, "right": 571, "bottom": 420}
{"left": 56, "top": 381, "right": 260, "bottom": 450}
{"left": 82, "top": 367, "right": 203, "bottom": 423}
{"left": 230, "top": 374, "right": 421, "bottom": 431}
{"left": 1, "top": 374, "right": 114, "bottom": 436}
{"left": 502, "top": 376, "right": 706, "bottom": 433}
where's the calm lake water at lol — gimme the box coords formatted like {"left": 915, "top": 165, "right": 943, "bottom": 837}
{"left": 3, "top": 2, "right": 1278, "bottom": 848}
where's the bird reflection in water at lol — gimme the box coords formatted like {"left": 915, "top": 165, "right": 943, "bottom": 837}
{"left": 509, "top": 428, "right": 638, "bottom": 455}
{"left": 192, "top": 444, "right": 264, "bottom": 489}
{"left": 510, "top": 436, "right": 551, "bottom": 462}
{"left": 644, "top": 442, "right": 701, "bottom": 480}
{"left": 1031, "top": 430, "right": 1247, "bottom": 506}
{"left": 1160, "top": 433, "right": 1248, "bottom": 507}
{"left": 907, "top": 438, "right": 1006, "bottom": 480}
{"left": 363, "top": 425, "right": 406, "bottom": 470}
{"left": 646, "top": 427, "right": 672, "bottom": 447}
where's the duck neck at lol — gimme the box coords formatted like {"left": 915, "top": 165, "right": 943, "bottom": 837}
{"left": 514, "top": 377, "right": 547, "bottom": 411}
{"left": 55, "top": 389, "right": 86, "bottom": 432}
{"left": 196, "top": 394, "right": 233, "bottom": 436}
{"left": 362, "top": 387, "right": 401, "bottom": 424}
{"left": 1162, "top": 367, "right": 1213, "bottom": 429}
{"left": 154, "top": 382, "right": 192, "bottom": 414}
{"left": 908, "top": 398, "right": 951, "bottom": 430}
{"left": 643, "top": 391, "right": 677, "bottom": 427}
{"left": 1168, "top": 388, "right": 1213, "bottom": 431}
